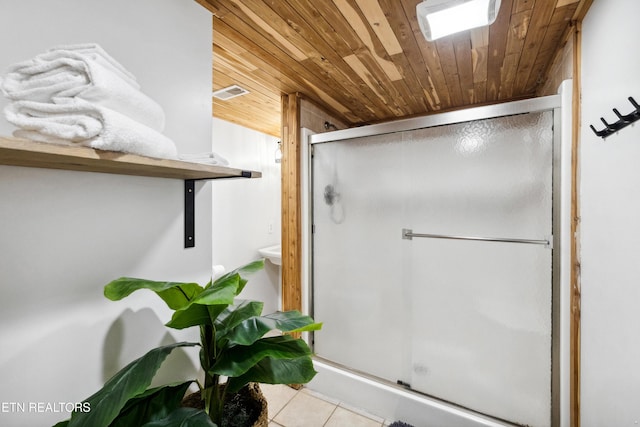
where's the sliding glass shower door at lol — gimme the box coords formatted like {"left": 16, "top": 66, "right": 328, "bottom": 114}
{"left": 312, "top": 111, "right": 554, "bottom": 427}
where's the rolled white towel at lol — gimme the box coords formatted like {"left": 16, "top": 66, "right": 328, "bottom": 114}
{"left": 1, "top": 44, "right": 165, "bottom": 131}
{"left": 7, "top": 99, "right": 177, "bottom": 160}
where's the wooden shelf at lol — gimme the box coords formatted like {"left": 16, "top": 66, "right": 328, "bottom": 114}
{"left": 0, "top": 136, "right": 261, "bottom": 180}
{"left": 0, "top": 136, "right": 261, "bottom": 248}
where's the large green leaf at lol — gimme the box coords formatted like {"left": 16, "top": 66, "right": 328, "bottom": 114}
{"left": 165, "top": 278, "right": 241, "bottom": 329}
{"left": 111, "top": 382, "right": 193, "bottom": 427}
{"left": 214, "top": 300, "right": 264, "bottom": 334}
{"left": 166, "top": 304, "right": 215, "bottom": 329}
{"left": 191, "top": 274, "right": 239, "bottom": 306}
{"left": 213, "top": 301, "right": 264, "bottom": 352}
{"left": 212, "top": 260, "right": 264, "bottom": 295}
{"left": 140, "top": 407, "right": 217, "bottom": 427}
{"left": 210, "top": 335, "right": 312, "bottom": 377}
{"left": 225, "top": 356, "right": 317, "bottom": 394}
{"left": 225, "top": 311, "right": 322, "bottom": 346}
{"left": 156, "top": 286, "right": 203, "bottom": 310}
{"left": 66, "top": 342, "right": 197, "bottom": 427}
{"left": 104, "top": 278, "right": 203, "bottom": 310}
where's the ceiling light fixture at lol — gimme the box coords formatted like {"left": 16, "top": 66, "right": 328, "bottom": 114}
{"left": 416, "top": 0, "right": 501, "bottom": 42}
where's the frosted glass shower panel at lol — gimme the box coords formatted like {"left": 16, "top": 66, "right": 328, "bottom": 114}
{"left": 312, "top": 134, "right": 410, "bottom": 383}
{"left": 405, "top": 112, "right": 553, "bottom": 427}
{"left": 312, "top": 110, "right": 554, "bottom": 426}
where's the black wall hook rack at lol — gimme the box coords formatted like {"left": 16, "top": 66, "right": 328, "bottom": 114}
{"left": 590, "top": 96, "right": 640, "bottom": 139}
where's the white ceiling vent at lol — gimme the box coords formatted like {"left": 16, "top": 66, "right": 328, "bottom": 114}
{"left": 212, "top": 85, "right": 250, "bottom": 100}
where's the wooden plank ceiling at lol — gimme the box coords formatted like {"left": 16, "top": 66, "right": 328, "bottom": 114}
{"left": 197, "top": 0, "right": 589, "bottom": 137}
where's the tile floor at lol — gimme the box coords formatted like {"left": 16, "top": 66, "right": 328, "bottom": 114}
{"left": 261, "top": 384, "right": 390, "bottom": 427}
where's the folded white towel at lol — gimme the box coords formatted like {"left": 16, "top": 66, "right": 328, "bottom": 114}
{"left": 6, "top": 43, "right": 138, "bottom": 89}
{"left": 6, "top": 99, "right": 177, "bottom": 159}
{"left": 47, "top": 43, "right": 138, "bottom": 83}
{"left": 1, "top": 44, "right": 165, "bottom": 131}
{"left": 178, "top": 152, "right": 230, "bottom": 166}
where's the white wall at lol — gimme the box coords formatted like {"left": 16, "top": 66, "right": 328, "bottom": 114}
{"left": 580, "top": 0, "right": 640, "bottom": 425}
{"left": 0, "top": 1, "right": 212, "bottom": 425}
{"left": 210, "top": 117, "right": 281, "bottom": 315}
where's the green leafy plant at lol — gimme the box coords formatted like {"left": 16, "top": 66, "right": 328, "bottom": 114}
{"left": 56, "top": 260, "right": 321, "bottom": 427}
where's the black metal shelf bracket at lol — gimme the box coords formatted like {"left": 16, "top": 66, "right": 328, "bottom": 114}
{"left": 184, "top": 171, "right": 254, "bottom": 248}
{"left": 590, "top": 96, "right": 640, "bottom": 139}
{"left": 185, "top": 179, "right": 196, "bottom": 248}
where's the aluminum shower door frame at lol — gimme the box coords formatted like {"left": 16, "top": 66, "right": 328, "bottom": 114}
{"left": 307, "top": 88, "right": 572, "bottom": 427}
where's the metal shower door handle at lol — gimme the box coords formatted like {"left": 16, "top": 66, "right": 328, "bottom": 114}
{"left": 402, "top": 228, "right": 552, "bottom": 248}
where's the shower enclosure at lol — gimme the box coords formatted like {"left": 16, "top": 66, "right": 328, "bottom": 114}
{"left": 304, "top": 87, "right": 572, "bottom": 427}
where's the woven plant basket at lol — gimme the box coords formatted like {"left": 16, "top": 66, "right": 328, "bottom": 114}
{"left": 182, "top": 383, "right": 268, "bottom": 427}
{"left": 245, "top": 383, "right": 268, "bottom": 427}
